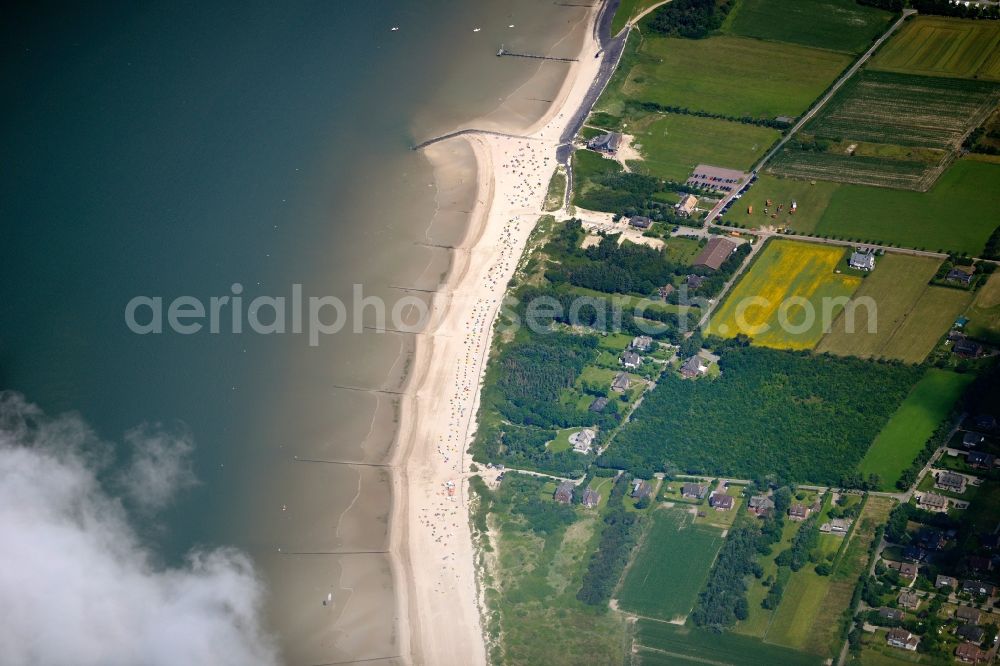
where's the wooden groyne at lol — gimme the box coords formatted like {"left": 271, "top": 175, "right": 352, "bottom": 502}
{"left": 411, "top": 127, "right": 531, "bottom": 151}
{"left": 496, "top": 45, "right": 578, "bottom": 62}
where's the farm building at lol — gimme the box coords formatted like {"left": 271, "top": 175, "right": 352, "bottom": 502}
{"left": 569, "top": 428, "right": 596, "bottom": 454}
{"left": 692, "top": 237, "right": 739, "bottom": 271}
{"left": 686, "top": 164, "right": 749, "bottom": 193}
{"left": 674, "top": 194, "right": 698, "bottom": 217}
{"left": 935, "top": 471, "right": 967, "bottom": 494}
{"left": 968, "top": 451, "right": 996, "bottom": 468}
{"left": 631, "top": 335, "right": 653, "bottom": 352}
{"left": 849, "top": 250, "right": 876, "bottom": 271}
{"left": 629, "top": 215, "right": 652, "bottom": 229}
{"left": 709, "top": 492, "right": 734, "bottom": 511}
{"left": 681, "top": 482, "right": 707, "bottom": 499}
{"left": 582, "top": 488, "right": 601, "bottom": 508}
{"left": 611, "top": 372, "right": 630, "bottom": 393}
{"left": 886, "top": 628, "right": 918, "bottom": 651}
{"left": 621, "top": 351, "right": 641, "bottom": 369}
{"left": 954, "top": 339, "right": 983, "bottom": 358}
{"left": 554, "top": 481, "right": 575, "bottom": 504}
{"left": 587, "top": 131, "right": 621, "bottom": 154}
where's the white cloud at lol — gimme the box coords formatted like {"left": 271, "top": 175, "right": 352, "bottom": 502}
{"left": 0, "top": 392, "right": 279, "bottom": 666}
{"left": 117, "top": 423, "right": 197, "bottom": 512}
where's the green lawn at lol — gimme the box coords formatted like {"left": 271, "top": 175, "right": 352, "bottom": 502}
{"left": 617, "top": 508, "right": 724, "bottom": 621}
{"left": 858, "top": 370, "right": 974, "bottom": 490}
{"left": 766, "top": 569, "right": 833, "bottom": 651}
{"left": 633, "top": 621, "right": 824, "bottom": 666}
{"left": 610, "top": 0, "right": 664, "bottom": 35}
{"left": 814, "top": 159, "right": 1000, "bottom": 255}
{"left": 596, "top": 33, "right": 853, "bottom": 120}
{"left": 630, "top": 114, "right": 779, "bottom": 181}
{"left": 724, "top": 0, "right": 892, "bottom": 54}
{"left": 965, "top": 272, "right": 1000, "bottom": 344}
{"left": 722, "top": 174, "right": 841, "bottom": 233}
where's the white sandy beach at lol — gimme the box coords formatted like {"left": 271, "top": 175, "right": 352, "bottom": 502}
{"left": 389, "top": 4, "right": 611, "bottom": 664}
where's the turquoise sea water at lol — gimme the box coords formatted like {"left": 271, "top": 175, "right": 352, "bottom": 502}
{"left": 1, "top": 1, "right": 589, "bottom": 661}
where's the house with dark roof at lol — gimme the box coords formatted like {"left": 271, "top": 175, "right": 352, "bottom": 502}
{"left": 980, "top": 533, "right": 1000, "bottom": 550}
{"left": 680, "top": 355, "right": 707, "bottom": 379}
{"left": 956, "top": 606, "right": 982, "bottom": 624}
{"left": 692, "top": 237, "right": 739, "bottom": 271}
{"left": 611, "top": 372, "right": 630, "bottom": 393}
{"left": 918, "top": 492, "right": 948, "bottom": 512}
{"left": 886, "top": 628, "right": 918, "bottom": 651}
{"left": 686, "top": 274, "right": 705, "bottom": 289}
{"left": 946, "top": 267, "right": 975, "bottom": 286}
{"left": 956, "top": 642, "right": 987, "bottom": 664}
{"left": 964, "top": 432, "right": 986, "bottom": 448}
{"left": 917, "top": 528, "right": 947, "bottom": 551}
{"left": 936, "top": 575, "right": 958, "bottom": 590}
{"left": 587, "top": 131, "right": 621, "bottom": 154}
{"left": 893, "top": 561, "right": 918, "bottom": 581}
{"left": 849, "top": 250, "right": 876, "bottom": 271}
{"left": 709, "top": 492, "right": 734, "bottom": 511}
{"left": 631, "top": 479, "right": 653, "bottom": 500}
{"left": 903, "top": 545, "right": 927, "bottom": 562}
{"left": 588, "top": 396, "right": 609, "bottom": 413}
{"left": 972, "top": 414, "right": 997, "bottom": 431}
{"left": 582, "top": 488, "right": 601, "bottom": 508}
{"left": 957, "top": 624, "right": 985, "bottom": 643}
{"left": 936, "top": 471, "right": 967, "bottom": 494}
{"left": 955, "top": 339, "right": 983, "bottom": 358}
{"left": 967, "top": 451, "right": 996, "bottom": 469}
{"left": 962, "top": 579, "right": 996, "bottom": 597}
{"left": 554, "top": 481, "right": 575, "bottom": 504}
{"left": 898, "top": 588, "right": 920, "bottom": 610}
{"left": 788, "top": 504, "right": 810, "bottom": 521}
{"left": 629, "top": 215, "right": 652, "bottom": 230}
{"left": 681, "top": 483, "right": 707, "bottom": 499}
{"left": 967, "top": 555, "right": 993, "bottom": 572}
{"left": 748, "top": 495, "right": 775, "bottom": 517}
{"left": 878, "top": 607, "right": 903, "bottom": 623}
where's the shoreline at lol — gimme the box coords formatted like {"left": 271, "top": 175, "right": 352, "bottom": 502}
{"left": 388, "top": 2, "right": 613, "bottom": 663}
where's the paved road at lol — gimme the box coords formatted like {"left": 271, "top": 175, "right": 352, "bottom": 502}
{"left": 703, "top": 9, "right": 916, "bottom": 227}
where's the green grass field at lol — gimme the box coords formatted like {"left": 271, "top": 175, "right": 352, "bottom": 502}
{"left": 858, "top": 370, "right": 974, "bottom": 490}
{"left": 724, "top": 0, "right": 892, "bottom": 54}
{"left": 722, "top": 174, "right": 840, "bottom": 233}
{"left": 629, "top": 114, "right": 780, "bottom": 181}
{"left": 965, "top": 273, "right": 1000, "bottom": 344}
{"left": 633, "top": 621, "right": 824, "bottom": 666}
{"left": 596, "top": 33, "right": 853, "bottom": 120}
{"left": 816, "top": 254, "right": 972, "bottom": 364}
{"left": 870, "top": 16, "right": 1000, "bottom": 81}
{"left": 616, "top": 508, "right": 723, "bottom": 621}
{"left": 610, "top": 0, "right": 663, "bottom": 35}
{"left": 708, "top": 240, "right": 862, "bottom": 349}
{"left": 814, "top": 159, "right": 1000, "bottom": 255}
{"left": 544, "top": 167, "right": 566, "bottom": 212}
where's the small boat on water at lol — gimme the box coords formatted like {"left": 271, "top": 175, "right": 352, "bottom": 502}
{"left": 473, "top": 27, "right": 481, "bottom": 32}
{"left": 322, "top": 592, "right": 333, "bottom": 606}
{"left": 390, "top": 26, "right": 399, "bottom": 31}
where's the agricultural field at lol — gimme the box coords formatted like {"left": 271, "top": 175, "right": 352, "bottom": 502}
{"left": 722, "top": 175, "right": 840, "bottom": 233}
{"left": 707, "top": 239, "right": 861, "bottom": 349}
{"left": 964, "top": 273, "right": 1000, "bottom": 344}
{"left": 869, "top": 16, "right": 1000, "bottom": 81}
{"left": 816, "top": 254, "right": 972, "bottom": 363}
{"left": 814, "top": 159, "right": 1000, "bottom": 255}
{"left": 770, "top": 71, "right": 1000, "bottom": 190}
{"left": 724, "top": 0, "right": 892, "bottom": 54}
{"left": 858, "top": 370, "right": 974, "bottom": 490}
{"left": 594, "top": 34, "right": 853, "bottom": 121}
{"left": 616, "top": 508, "right": 723, "bottom": 621}
{"left": 629, "top": 114, "right": 779, "bottom": 182}
{"left": 632, "top": 621, "right": 824, "bottom": 666}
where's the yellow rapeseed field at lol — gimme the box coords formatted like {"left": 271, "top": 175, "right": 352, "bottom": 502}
{"left": 708, "top": 240, "right": 861, "bottom": 349}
